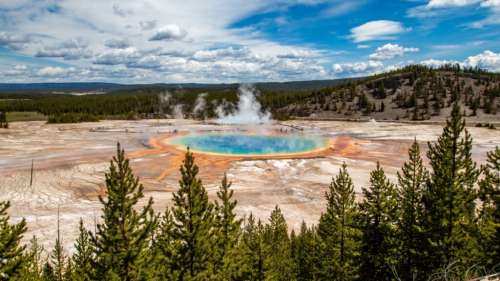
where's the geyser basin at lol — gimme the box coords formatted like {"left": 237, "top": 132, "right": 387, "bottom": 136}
{"left": 168, "top": 133, "right": 328, "bottom": 156}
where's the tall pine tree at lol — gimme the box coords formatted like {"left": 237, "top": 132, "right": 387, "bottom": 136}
{"left": 170, "top": 149, "right": 215, "bottom": 280}
{"left": 212, "top": 174, "right": 243, "bottom": 280}
{"left": 359, "top": 162, "right": 398, "bottom": 281}
{"left": 317, "top": 163, "right": 360, "bottom": 281}
{"left": 263, "top": 206, "right": 296, "bottom": 281}
{"left": 92, "top": 143, "right": 156, "bottom": 280}
{"left": 423, "top": 102, "right": 479, "bottom": 271}
{"left": 396, "top": 140, "right": 428, "bottom": 281}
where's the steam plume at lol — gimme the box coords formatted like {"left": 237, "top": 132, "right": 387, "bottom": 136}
{"left": 216, "top": 84, "right": 271, "bottom": 125}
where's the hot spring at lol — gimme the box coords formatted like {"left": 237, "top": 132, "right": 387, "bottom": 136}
{"left": 168, "top": 133, "right": 329, "bottom": 156}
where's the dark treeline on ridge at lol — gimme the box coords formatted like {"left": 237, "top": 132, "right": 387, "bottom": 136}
{"left": 0, "top": 64, "right": 499, "bottom": 123}
{"left": 0, "top": 102, "right": 499, "bottom": 280}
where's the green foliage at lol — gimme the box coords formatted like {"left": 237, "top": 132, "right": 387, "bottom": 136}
{"left": 71, "top": 219, "right": 95, "bottom": 281}
{"left": 291, "top": 222, "right": 321, "bottom": 281}
{"left": 0, "top": 201, "right": 27, "bottom": 280}
{"left": 241, "top": 214, "right": 266, "bottom": 281}
{"left": 92, "top": 143, "right": 156, "bottom": 280}
{"left": 477, "top": 147, "right": 500, "bottom": 271}
{"left": 396, "top": 140, "right": 428, "bottom": 281}
{"left": 263, "top": 206, "right": 296, "bottom": 281}
{"left": 423, "top": 102, "right": 479, "bottom": 270}
{"left": 317, "top": 163, "right": 360, "bottom": 281}
{"left": 170, "top": 149, "right": 215, "bottom": 280}
{"left": 212, "top": 174, "right": 242, "bottom": 279}
{"left": 359, "top": 162, "right": 399, "bottom": 281}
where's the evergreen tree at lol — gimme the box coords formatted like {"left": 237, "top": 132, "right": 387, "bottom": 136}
{"left": 14, "top": 236, "right": 44, "bottom": 281}
{"left": 92, "top": 143, "right": 156, "bottom": 280}
{"left": 359, "top": 162, "right": 398, "bottom": 281}
{"left": 317, "top": 163, "right": 360, "bottom": 281}
{"left": 241, "top": 214, "right": 265, "bottom": 281}
{"left": 0, "top": 201, "right": 27, "bottom": 280}
{"left": 170, "top": 149, "right": 215, "bottom": 280}
{"left": 263, "top": 206, "right": 296, "bottom": 281}
{"left": 148, "top": 208, "right": 179, "bottom": 281}
{"left": 212, "top": 174, "right": 242, "bottom": 279}
{"left": 477, "top": 147, "right": 500, "bottom": 270}
{"left": 71, "top": 219, "right": 94, "bottom": 281}
{"left": 396, "top": 140, "right": 428, "bottom": 281}
{"left": 292, "top": 222, "right": 320, "bottom": 281}
{"left": 423, "top": 102, "right": 479, "bottom": 271}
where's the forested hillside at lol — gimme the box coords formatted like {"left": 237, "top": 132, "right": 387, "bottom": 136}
{"left": 0, "top": 104, "right": 499, "bottom": 280}
{"left": 0, "top": 64, "right": 499, "bottom": 123}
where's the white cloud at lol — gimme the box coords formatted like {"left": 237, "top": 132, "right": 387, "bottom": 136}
{"left": 37, "top": 66, "right": 75, "bottom": 77}
{"left": 332, "top": 60, "right": 384, "bottom": 76}
{"left": 420, "top": 58, "right": 458, "bottom": 68}
{"left": 463, "top": 50, "right": 500, "bottom": 71}
{"left": 481, "top": 0, "right": 500, "bottom": 7}
{"left": 0, "top": 32, "right": 31, "bottom": 50}
{"left": 369, "top": 43, "right": 419, "bottom": 61}
{"left": 149, "top": 25, "right": 188, "bottom": 41}
{"left": 35, "top": 38, "right": 92, "bottom": 60}
{"left": 349, "top": 20, "right": 409, "bottom": 43}
{"left": 409, "top": 0, "right": 500, "bottom": 26}
{"left": 426, "top": 0, "right": 480, "bottom": 8}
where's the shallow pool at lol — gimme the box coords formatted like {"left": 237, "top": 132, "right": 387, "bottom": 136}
{"left": 168, "top": 133, "right": 328, "bottom": 155}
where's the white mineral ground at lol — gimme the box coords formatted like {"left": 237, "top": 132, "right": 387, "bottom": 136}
{"left": 0, "top": 119, "right": 499, "bottom": 252}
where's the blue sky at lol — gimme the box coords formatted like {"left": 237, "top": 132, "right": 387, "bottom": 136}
{"left": 0, "top": 0, "right": 499, "bottom": 83}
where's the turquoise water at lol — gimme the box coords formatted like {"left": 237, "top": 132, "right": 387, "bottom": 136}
{"left": 169, "top": 133, "right": 327, "bottom": 155}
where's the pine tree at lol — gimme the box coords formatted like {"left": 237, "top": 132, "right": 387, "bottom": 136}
{"left": 396, "top": 140, "right": 428, "bottom": 281}
{"left": 71, "top": 219, "right": 94, "bottom": 281}
{"left": 477, "top": 147, "right": 500, "bottom": 270}
{"left": 0, "top": 201, "right": 27, "bottom": 281}
{"left": 263, "top": 206, "right": 296, "bottom": 281}
{"left": 149, "top": 208, "right": 180, "bottom": 281}
{"left": 317, "top": 163, "right": 360, "bottom": 281}
{"left": 212, "top": 174, "right": 242, "bottom": 279}
{"left": 14, "top": 236, "right": 44, "bottom": 281}
{"left": 92, "top": 143, "right": 156, "bottom": 280}
{"left": 292, "top": 222, "right": 321, "bottom": 281}
{"left": 242, "top": 214, "right": 265, "bottom": 281}
{"left": 170, "top": 149, "right": 215, "bottom": 280}
{"left": 359, "top": 162, "right": 398, "bottom": 281}
{"left": 423, "top": 102, "right": 479, "bottom": 271}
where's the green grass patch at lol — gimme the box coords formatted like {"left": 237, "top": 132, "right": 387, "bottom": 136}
{"left": 6, "top": 111, "right": 47, "bottom": 122}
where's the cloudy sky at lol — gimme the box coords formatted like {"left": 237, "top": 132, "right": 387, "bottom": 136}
{"left": 0, "top": 0, "right": 499, "bottom": 83}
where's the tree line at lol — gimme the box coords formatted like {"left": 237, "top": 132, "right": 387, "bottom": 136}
{"left": 0, "top": 104, "right": 499, "bottom": 281}
{"left": 1, "top": 64, "right": 498, "bottom": 123}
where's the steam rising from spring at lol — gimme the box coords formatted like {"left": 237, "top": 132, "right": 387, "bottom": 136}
{"left": 216, "top": 84, "right": 271, "bottom": 125}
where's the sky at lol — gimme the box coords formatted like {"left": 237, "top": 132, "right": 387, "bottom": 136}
{"left": 0, "top": 0, "right": 499, "bottom": 83}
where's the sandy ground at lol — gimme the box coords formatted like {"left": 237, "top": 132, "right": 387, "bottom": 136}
{"left": 0, "top": 119, "right": 499, "bottom": 252}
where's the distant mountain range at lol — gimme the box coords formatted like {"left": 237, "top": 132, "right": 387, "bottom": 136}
{"left": 0, "top": 79, "right": 355, "bottom": 93}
